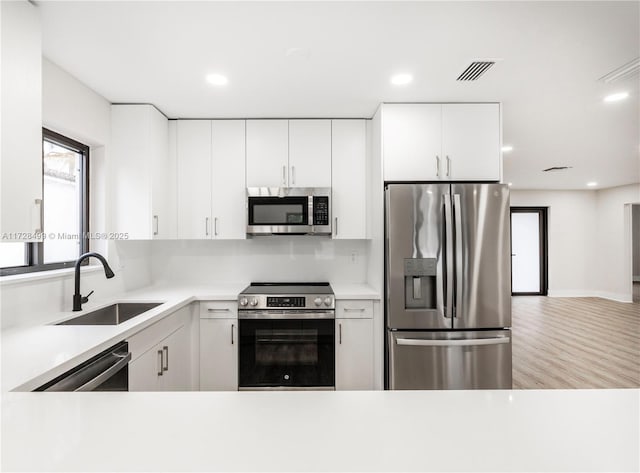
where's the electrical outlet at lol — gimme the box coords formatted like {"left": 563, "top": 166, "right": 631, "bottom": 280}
{"left": 350, "top": 251, "right": 358, "bottom": 263}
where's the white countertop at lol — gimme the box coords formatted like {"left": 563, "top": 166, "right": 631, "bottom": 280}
{"left": 1, "top": 282, "right": 379, "bottom": 392}
{"left": 2, "top": 389, "right": 638, "bottom": 472}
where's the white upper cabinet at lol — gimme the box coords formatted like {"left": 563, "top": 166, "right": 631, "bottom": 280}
{"left": 288, "top": 120, "right": 331, "bottom": 188}
{"left": 441, "top": 103, "right": 501, "bottom": 180}
{"left": 211, "top": 120, "right": 246, "bottom": 239}
{"left": 1, "top": 1, "right": 43, "bottom": 238}
{"left": 382, "top": 103, "right": 501, "bottom": 182}
{"left": 383, "top": 104, "right": 442, "bottom": 181}
{"left": 111, "top": 104, "right": 174, "bottom": 239}
{"left": 177, "top": 120, "right": 246, "bottom": 239}
{"left": 177, "top": 120, "right": 212, "bottom": 239}
{"left": 331, "top": 120, "right": 367, "bottom": 239}
{"left": 246, "top": 120, "right": 289, "bottom": 187}
{"left": 246, "top": 119, "right": 332, "bottom": 188}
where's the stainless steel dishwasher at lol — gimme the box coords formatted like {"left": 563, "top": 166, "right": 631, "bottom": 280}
{"left": 34, "top": 341, "right": 131, "bottom": 391}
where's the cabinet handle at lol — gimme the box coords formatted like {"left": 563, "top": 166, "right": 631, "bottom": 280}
{"left": 163, "top": 346, "right": 169, "bottom": 371}
{"left": 153, "top": 215, "right": 159, "bottom": 236}
{"left": 205, "top": 217, "right": 210, "bottom": 236}
{"left": 157, "top": 350, "right": 163, "bottom": 376}
{"left": 446, "top": 156, "right": 451, "bottom": 177}
{"left": 339, "top": 323, "right": 342, "bottom": 344}
{"left": 282, "top": 165, "right": 286, "bottom": 186}
{"left": 344, "top": 307, "right": 366, "bottom": 312}
{"left": 207, "top": 308, "right": 230, "bottom": 313}
{"left": 34, "top": 198, "right": 44, "bottom": 233}
{"left": 231, "top": 323, "right": 235, "bottom": 345}
{"left": 334, "top": 217, "right": 338, "bottom": 236}
{"left": 436, "top": 156, "right": 440, "bottom": 178}
{"left": 214, "top": 217, "right": 218, "bottom": 236}
{"left": 291, "top": 165, "right": 296, "bottom": 185}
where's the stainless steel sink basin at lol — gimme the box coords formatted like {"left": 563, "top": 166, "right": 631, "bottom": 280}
{"left": 57, "top": 302, "right": 163, "bottom": 326}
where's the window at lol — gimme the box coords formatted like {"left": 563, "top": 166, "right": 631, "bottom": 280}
{"left": 0, "top": 129, "right": 89, "bottom": 275}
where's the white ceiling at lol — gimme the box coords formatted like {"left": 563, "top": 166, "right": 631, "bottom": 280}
{"left": 38, "top": 1, "right": 639, "bottom": 190}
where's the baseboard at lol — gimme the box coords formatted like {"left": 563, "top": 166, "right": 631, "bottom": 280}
{"left": 547, "top": 290, "right": 633, "bottom": 303}
{"left": 592, "top": 291, "right": 633, "bottom": 303}
{"left": 547, "top": 290, "right": 595, "bottom": 298}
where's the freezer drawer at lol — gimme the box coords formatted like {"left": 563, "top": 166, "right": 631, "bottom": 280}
{"left": 387, "top": 330, "right": 512, "bottom": 390}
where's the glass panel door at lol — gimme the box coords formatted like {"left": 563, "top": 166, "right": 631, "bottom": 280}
{"left": 510, "top": 208, "right": 548, "bottom": 295}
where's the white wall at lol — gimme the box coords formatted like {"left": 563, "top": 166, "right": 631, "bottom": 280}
{"left": 511, "top": 184, "right": 640, "bottom": 302}
{"left": 0, "top": 59, "right": 152, "bottom": 328}
{"left": 510, "top": 190, "right": 598, "bottom": 296}
{"left": 594, "top": 184, "right": 640, "bottom": 301}
{"left": 150, "top": 239, "right": 367, "bottom": 285}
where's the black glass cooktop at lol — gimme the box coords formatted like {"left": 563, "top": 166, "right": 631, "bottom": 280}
{"left": 241, "top": 282, "right": 333, "bottom": 295}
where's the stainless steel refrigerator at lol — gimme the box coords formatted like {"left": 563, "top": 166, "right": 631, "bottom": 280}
{"left": 385, "top": 183, "right": 512, "bottom": 389}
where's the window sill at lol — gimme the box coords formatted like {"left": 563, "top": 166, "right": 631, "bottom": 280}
{"left": 0, "top": 265, "right": 104, "bottom": 287}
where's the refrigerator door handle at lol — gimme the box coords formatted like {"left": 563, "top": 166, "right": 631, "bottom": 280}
{"left": 453, "top": 193, "right": 463, "bottom": 318}
{"left": 396, "top": 337, "right": 509, "bottom": 347}
{"left": 443, "top": 195, "right": 454, "bottom": 318}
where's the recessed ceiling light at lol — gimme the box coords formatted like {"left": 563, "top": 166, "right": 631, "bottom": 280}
{"left": 391, "top": 74, "right": 413, "bottom": 86}
{"left": 603, "top": 92, "right": 629, "bottom": 103}
{"left": 502, "top": 145, "right": 513, "bottom": 152}
{"left": 587, "top": 182, "right": 598, "bottom": 187}
{"left": 508, "top": 182, "right": 513, "bottom": 187}
{"left": 206, "top": 73, "right": 228, "bottom": 86}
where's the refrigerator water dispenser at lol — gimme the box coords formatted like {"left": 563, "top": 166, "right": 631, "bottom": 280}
{"left": 403, "top": 258, "right": 436, "bottom": 309}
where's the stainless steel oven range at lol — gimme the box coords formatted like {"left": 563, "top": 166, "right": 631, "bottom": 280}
{"left": 238, "top": 282, "right": 335, "bottom": 390}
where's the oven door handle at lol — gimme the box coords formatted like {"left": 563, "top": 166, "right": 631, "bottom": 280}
{"left": 238, "top": 311, "right": 335, "bottom": 320}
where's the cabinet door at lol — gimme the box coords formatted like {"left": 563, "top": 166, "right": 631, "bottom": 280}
{"left": 331, "top": 120, "right": 366, "bottom": 239}
{"left": 111, "top": 105, "right": 153, "bottom": 238}
{"left": 150, "top": 107, "right": 174, "bottom": 239}
{"left": 211, "top": 120, "right": 246, "bottom": 239}
{"left": 160, "top": 324, "right": 191, "bottom": 391}
{"left": 246, "top": 120, "right": 288, "bottom": 187}
{"left": 383, "top": 104, "right": 442, "bottom": 181}
{"left": 129, "top": 343, "right": 164, "bottom": 391}
{"left": 177, "top": 120, "right": 212, "bottom": 239}
{"left": 1, "top": 1, "right": 42, "bottom": 238}
{"left": 442, "top": 103, "right": 501, "bottom": 181}
{"left": 336, "top": 318, "right": 374, "bottom": 390}
{"left": 200, "top": 318, "right": 238, "bottom": 391}
{"left": 288, "top": 120, "right": 331, "bottom": 188}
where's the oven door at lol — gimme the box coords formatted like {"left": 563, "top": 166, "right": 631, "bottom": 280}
{"left": 247, "top": 195, "right": 312, "bottom": 235}
{"left": 239, "top": 317, "right": 335, "bottom": 389}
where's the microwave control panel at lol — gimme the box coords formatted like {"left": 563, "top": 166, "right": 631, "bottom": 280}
{"left": 313, "top": 196, "right": 330, "bottom": 226}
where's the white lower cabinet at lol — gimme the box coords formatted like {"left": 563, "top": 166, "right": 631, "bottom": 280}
{"left": 128, "top": 307, "right": 192, "bottom": 391}
{"left": 199, "top": 302, "right": 238, "bottom": 391}
{"left": 335, "top": 300, "right": 374, "bottom": 390}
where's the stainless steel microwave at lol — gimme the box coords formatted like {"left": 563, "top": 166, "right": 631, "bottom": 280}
{"left": 246, "top": 187, "right": 331, "bottom": 236}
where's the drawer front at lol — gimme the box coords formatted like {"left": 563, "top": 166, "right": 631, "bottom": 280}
{"left": 200, "top": 301, "right": 238, "bottom": 319}
{"left": 336, "top": 300, "right": 373, "bottom": 319}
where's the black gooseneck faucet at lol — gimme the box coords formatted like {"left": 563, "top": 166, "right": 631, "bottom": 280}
{"left": 73, "top": 252, "right": 115, "bottom": 311}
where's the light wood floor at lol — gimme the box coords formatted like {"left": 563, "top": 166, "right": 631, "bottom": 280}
{"left": 512, "top": 296, "right": 640, "bottom": 389}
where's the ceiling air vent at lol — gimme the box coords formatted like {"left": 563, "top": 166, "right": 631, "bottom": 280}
{"left": 457, "top": 61, "right": 496, "bottom": 81}
{"left": 542, "top": 166, "right": 573, "bottom": 172}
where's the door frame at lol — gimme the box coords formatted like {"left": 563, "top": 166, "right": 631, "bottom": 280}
{"left": 510, "top": 207, "right": 548, "bottom": 296}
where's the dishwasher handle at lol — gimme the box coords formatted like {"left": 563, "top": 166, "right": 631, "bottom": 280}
{"left": 75, "top": 351, "right": 131, "bottom": 392}
{"left": 38, "top": 342, "right": 131, "bottom": 392}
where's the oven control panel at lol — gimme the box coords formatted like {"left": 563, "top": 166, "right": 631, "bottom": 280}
{"left": 267, "top": 296, "right": 306, "bottom": 308}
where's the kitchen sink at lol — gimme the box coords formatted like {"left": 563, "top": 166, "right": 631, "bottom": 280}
{"left": 56, "top": 302, "right": 163, "bottom": 326}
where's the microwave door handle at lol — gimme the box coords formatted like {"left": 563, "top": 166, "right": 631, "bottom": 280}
{"left": 443, "top": 195, "right": 453, "bottom": 319}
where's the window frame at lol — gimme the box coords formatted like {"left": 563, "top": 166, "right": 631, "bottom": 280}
{"left": 0, "top": 128, "right": 90, "bottom": 276}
